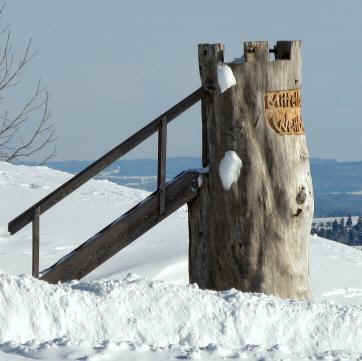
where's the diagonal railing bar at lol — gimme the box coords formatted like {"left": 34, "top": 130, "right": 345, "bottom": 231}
{"left": 40, "top": 170, "right": 200, "bottom": 283}
{"left": 8, "top": 87, "right": 203, "bottom": 235}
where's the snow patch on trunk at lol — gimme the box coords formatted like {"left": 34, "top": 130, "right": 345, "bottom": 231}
{"left": 197, "top": 174, "right": 203, "bottom": 188}
{"left": 217, "top": 64, "right": 236, "bottom": 93}
{"left": 218, "top": 151, "right": 242, "bottom": 191}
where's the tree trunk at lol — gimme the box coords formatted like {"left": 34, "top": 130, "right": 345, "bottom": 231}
{"left": 188, "top": 41, "right": 314, "bottom": 300}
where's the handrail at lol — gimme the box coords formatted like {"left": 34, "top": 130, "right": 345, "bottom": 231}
{"left": 40, "top": 170, "right": 200, "bottom": 283}
{"left": 8, "top": 87, "right": 203, "bottom": 235}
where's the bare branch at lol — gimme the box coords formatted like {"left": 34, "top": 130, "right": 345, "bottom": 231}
{"left": 0, "top": 4, "right": 56, "bottom": 164}
{"left": 3, "top": 90, "right": 56, "bottom": 163}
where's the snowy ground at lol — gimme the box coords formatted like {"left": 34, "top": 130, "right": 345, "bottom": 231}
{"left": 314, "top": 216, "right": 360, "bottom": 225}
{"left": 1, "top": 162, "right": 362, "bottom": 360}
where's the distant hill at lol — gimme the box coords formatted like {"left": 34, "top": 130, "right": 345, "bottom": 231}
{"left": 310, "top": 158, "right": 362, "bottom": 193}
{"left": 46, "top": 157, "right": 202, "bottom": 178}
{"left": 309, "top": 159, "right": 362, "bottom": 217}
{"left": 24, "top": 157, "right": 362, "bottom": 218}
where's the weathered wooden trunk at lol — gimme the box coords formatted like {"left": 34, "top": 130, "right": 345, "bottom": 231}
{"left": 188, "top": 41, "right": 314, "bottom": 300}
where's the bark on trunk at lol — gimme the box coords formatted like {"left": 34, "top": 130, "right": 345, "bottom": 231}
{"left": 188, "top": 41, "right": 314, "bottom": 300}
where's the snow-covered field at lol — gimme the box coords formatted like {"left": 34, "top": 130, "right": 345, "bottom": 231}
{"left": 1, "top": 162, "right": 362, "bottom": 360}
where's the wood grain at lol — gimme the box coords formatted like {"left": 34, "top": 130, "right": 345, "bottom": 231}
{"left": 189, "top": 41, "right": 313, "bottom": 300}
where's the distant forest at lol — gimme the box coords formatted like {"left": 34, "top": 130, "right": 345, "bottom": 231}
{"left": 312, "top": 216, "right": 362, "bottom": 245}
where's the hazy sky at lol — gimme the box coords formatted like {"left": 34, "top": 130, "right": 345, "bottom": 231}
{"left": 4, "top": 1, "right": 362, "bottom": 161}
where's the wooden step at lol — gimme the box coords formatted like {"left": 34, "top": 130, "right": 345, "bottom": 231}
{"left": 40, "top": 171, "right": 200, "bottom": 284}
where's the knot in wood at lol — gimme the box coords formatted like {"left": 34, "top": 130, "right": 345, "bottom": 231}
{"left": 293, "top": 208, "right": 303, "bottom": 217}
{"left": 296, "top": 187, "right": 306, "bottom": 205}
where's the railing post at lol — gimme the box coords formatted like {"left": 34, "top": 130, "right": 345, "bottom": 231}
{"left": 158, "top": 116, "right": 167, "bottom": 215}
{"left": 32, "top": 207, "right": 40, "bottom": 278}
{"left": 8, "top": 88, "right": 202, "bottom": 236}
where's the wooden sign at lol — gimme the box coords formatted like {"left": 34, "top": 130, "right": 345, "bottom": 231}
{"left": 264, "top": 89, "right": 304, "bottom": 135}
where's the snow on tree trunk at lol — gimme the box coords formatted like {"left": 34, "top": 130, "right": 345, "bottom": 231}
{"left": 188, "top": 41, "right": 314, "bottom": 300}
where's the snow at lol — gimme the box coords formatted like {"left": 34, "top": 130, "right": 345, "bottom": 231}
{"left": 218, "top": 150, "right": 242, "bottom": 190}
{"left": 216, "top": 63, "right": 236, "bottom": 93}
{"left": 2, "top": 272, "right": 362, "bottom": 359}
{"left": 197, "top": 174, "right": 203, "bottom": 188}
{"left": 1, "top": 161, "right": 362, "bottom": 360}
{"left": 314, "top": 216, "right": 359, "bottom": 225}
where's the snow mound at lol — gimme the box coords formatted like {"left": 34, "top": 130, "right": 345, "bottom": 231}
{"left": 3, "top": 162, "right": 362, "bottom": 359}
{"left": 217, "top": 63, "right": 236, "bottom": 93}
{"left": 1, "top": 272, "right": 362, "bottom": 357}
{"left": 0, "top": 161, "right": 188, "bottom": 281}
{"left": 218, "top": 150, "right": 242, "bottom": 190}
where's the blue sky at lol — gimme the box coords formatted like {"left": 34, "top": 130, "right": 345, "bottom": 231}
{"left": 4, "top": 1, "right": 362, "bottom": 161}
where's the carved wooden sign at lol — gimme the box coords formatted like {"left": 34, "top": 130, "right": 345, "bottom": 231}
{"left": 264, "top": 89, "right": 304, "bottom": 135}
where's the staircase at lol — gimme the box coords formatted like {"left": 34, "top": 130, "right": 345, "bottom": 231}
{"left": 8, "top": 87, "right": 204, "bottom": 283}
